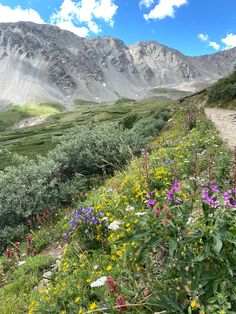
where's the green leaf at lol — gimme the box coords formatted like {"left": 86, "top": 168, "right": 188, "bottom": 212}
{"left": 137, "top": 236, "right": 163, "bottom": 262}
{"left": 213, "top": 235, "right": 223, "bottom": 254}
{"left": 169, "top": 239, "right": 177, "bottom": 257}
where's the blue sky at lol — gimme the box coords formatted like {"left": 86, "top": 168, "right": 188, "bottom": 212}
{"left": 0, "top": 0, "right": 235, "bottom": 56}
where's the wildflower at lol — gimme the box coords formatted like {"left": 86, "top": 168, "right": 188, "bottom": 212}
{"left": 15, "top": 242, "right": 21, "bottom": 255}
{"left": 134, "top": 212, "right": 147, "bottom": 217}
{"left": 6, "top": 247, "right": 14, "bottom": 259}
{"left": 18, "top": 261, "right": 26, "bottom": 266}
{"left": 26, "top": 234, "right": 32, "bottom": 244}
{"left": 209, "top": 182, "right": 219, "bottom": 193}
{"left": 108, "top": 221, "right": 121, "bottom": 230}
{"left": 115, "top": 295, "right": 128, "bottom": 312}
{"left": 75, "top": 297, "right": 81, "bottom": 303}
{"left": 106, "top": 265, "right": 112, "bottom": 271}
{"left": 190, "top": 299, "right": 199, "bottom": 309}
{"left": 28, "top": 301, "right": 36, "bottom": 314}
{"left": 125, "top": 205, "right": 134, "bottom": 212}
{"left": 91, "top": 276, "right": 107, "bottom": 288}
{"left": 107, "top": 276, "right": 118, "bottom": 293}
{"left": 147, "top": 199, "right": 156, "bottom": 207}
{"left": 89, "top": 302, "right": 97, "bottom": 310}
{"left": 86, "top": 279, "right": 92, "bottom": 284}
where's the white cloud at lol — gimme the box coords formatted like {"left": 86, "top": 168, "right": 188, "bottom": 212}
{"left": 221, "top": 33, "right": 236, "bottom": 49}
{"left": 139, "top": 0, "right": 154, "bottom": 8}
{"left": 50, "top": 0, "right": 118, "bottom": 36}
{"left": 0, "top": 4, "right": 44, "bottom": 24}
{"left": 54, "top": 20, "right": 89, "bottom": 37}
{"left": 197, "top": 33, "right": 221, "bottom": 51}
{"left": 209, "top": 41, "right": 220, "bottom": 50}
{"left": 144, "top": 0, "right": 188, "bottom": 21}
{"left": 198, "top": 33, "right": 208, "bottom": 42}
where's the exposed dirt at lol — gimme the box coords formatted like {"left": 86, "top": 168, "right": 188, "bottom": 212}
{"left": 12, "top": 116, "right": 48, "bottom": 129}
{"left": 40, "top": 241, "right": 66, "bottom": 260}
{"left": 205, "top": 107, "right": 236, "bottom": 150}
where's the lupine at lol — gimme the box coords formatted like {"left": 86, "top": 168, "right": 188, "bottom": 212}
{"left": 65, "top": 207, "right": 105, "bottom": 237}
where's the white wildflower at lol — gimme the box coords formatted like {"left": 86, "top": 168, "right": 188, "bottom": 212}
{"left": 134, "top": 212, "right": 147, "bottom": 217}
{"left": 18, "top": 261, "right": 26, "bottom": 266}
{"left": 101, "top": 216, "right": 108, "bottom": 221}
{"left": 108, "top": 221, "right": 121, "bottom": 230}
{"left": 126, "top": 205, "right": 134, "bottom": 212}
{"left": 91, "top": 276, "right": 107, "bottom": 288}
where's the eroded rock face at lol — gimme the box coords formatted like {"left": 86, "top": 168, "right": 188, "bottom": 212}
{"left": 0, "top": 21, "right": 235, "bottom": 108}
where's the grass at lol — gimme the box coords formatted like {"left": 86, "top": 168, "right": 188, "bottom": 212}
{"left": 0, "top": 98, "right": 173, "bottom": 170}
{"left": 74, "top": 99, "right": 99, "bottom": 106}
{"left": 150, "top": 87, "right": 191, "bottom": 97}
{"left": 0, "top": 254, "right": 55, "bottom": 314}
{"left": 207, "top": 99, "right": 236, "bottom": 109}
{"left": 0, "top": 102, "right": 64, "bottom": 132}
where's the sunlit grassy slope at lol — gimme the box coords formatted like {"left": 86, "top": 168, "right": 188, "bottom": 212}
{"left": 0, "top": 98, "right": 173, "bottom": 170}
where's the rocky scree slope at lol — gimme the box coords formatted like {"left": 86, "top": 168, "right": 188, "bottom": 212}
{"left": 0, "top": 21, "right": 235, "bottom": 108}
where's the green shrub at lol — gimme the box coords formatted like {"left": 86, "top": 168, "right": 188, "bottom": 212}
{"left": 208, "top": 68, "right": 236, "bottom": 105}
{"left": 0, "top": 110, "right": 170, "bottom": 250}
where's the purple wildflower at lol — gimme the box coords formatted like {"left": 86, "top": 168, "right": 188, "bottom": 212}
{"left": 147, "top": 199, "right": 156, "bottom": 207}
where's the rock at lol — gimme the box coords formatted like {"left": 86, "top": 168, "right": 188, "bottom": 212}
{"left": 42, "top": 271, "right": 52, "bottom": 279}
{"left": 34, "top": 278, "right": 50, "bottom": 291}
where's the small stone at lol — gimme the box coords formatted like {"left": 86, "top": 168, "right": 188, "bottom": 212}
{"left": 43, "top": 271, "right": 52, "bottom": 279}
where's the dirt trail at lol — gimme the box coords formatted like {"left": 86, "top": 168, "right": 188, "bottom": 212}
{"left": 205, "top": 108, "right": 236, "bottom": 150}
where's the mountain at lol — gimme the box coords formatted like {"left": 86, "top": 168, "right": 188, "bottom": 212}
{"left": 0, "top": 21, "right": 235, "bottom": 108}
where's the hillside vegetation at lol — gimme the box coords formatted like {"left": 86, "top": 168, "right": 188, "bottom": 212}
{"left": 208, "top": 68, "right": 236, "bottom": 108}
{"left": 0, "top": 101, "right": 235, "bottom": 313}
{"left": 0, "top": 104, "right": 171, "bottom": 250}
{"left": 0, "top": 98, "right": 172, "bottom": 170}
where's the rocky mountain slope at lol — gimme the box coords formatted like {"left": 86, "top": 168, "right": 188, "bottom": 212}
{"left": 0, "top": 21, "right": 235, "bottom": 108}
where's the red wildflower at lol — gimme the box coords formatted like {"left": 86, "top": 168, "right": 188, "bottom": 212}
{"left": 6, "top": 247, "right": 14, "bottom": 259}
{"left": 115, "top": 295, "right": 128, "bottom": 312}
{"left": 107, "top": 276, "right": 118, "bottom": 294}
{"left": 26, "top": 234, "right": 32, "bottom": 244}
{"left": 156, "top": 207, "right": 161, "bottom": 217}
{"left": 15, "top": 242, "right": 21, "bottom": 255}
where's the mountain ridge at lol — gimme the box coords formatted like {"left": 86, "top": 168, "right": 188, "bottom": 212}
{"left": 0, "top": 21, "right": 235, "bottom": 108}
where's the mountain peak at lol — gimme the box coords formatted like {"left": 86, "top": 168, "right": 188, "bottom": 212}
{"left": 0, "top": 22, "right": 235, "bottom": 108}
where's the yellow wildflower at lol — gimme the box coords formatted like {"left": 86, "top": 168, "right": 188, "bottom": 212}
{"left": 75, "top": 297, "right": 81, "bottom": 303}
{"left": 190, "top": 299, "right": 199, "bottom": 309}
{"left": 28, "top": 301, "right": 36, "bottom": 314}
{"left": 111, "top": 255, "right": 116, "bottom": 261}
{"left": 106, "top": 265, "right": 112, "bottom": 271}
{"left": 86, "top": 278, "right": 92, "bottom": 284}
{"left": 89, "top": 302, "right": 97, "bottom": 310}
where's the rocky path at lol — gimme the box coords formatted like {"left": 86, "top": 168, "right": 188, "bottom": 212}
{"left": 205, "top": 108, "right": 236, "bottom": 150}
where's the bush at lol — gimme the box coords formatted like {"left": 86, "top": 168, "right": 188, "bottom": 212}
{"left": 208, "top": 68, "right": 236, "bottom": 105}
{"left": 0, "top": 110, "right": 170, "bottom": 250}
